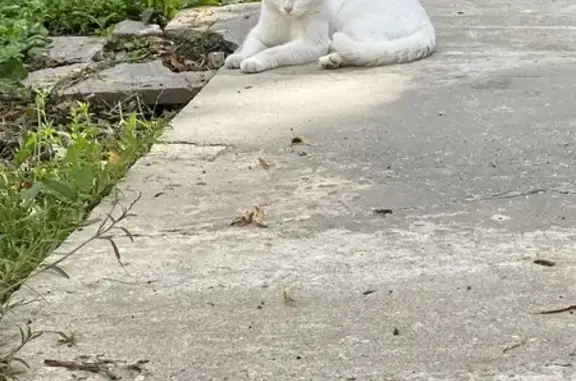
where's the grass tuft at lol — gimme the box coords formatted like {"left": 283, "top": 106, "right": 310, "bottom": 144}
{"left": 0, "top": 90, "right": 168, "bottom": 304}
{"left": 0, "top": 88, "right": 167, "bottom": 380}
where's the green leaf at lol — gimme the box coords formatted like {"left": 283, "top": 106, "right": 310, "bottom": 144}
{"left": 79, "top": 218, "right": 101, "bottom": 227}
{"left": 99, "top": 236, "right": 122, "bottom": 265}
{"left": 0, "top": 56, "right": 28, "bottom": 80}
{"left": 20, "top": 181, "right": 43, "bottom": 200}
{"left": 42, "top": 179, "right": 79, "bottom": 202}
{"left": 140, "top": 7, "right": 158, "bottom": 24}
{"left": 117, "top": 226, "right": 134, "bottom": 242}
{"left": 10, "top": 356, "right": 31, "bottom": 369}
{"left": 72, "top": 166, "right": 94, "bottom": 194}
{"left": 47, "top": 265, "right": 70, "bottom": 279}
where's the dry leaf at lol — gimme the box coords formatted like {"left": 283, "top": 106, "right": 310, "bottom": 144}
{"left": 230, "top": 217, "right": 248, "bottom": 227}
{"left": 258, "top": 157, "right": 271, "bottom": 170}
{"left": 16, "top": 180, "right": 33, "bottom": 190}
{"left": 252, "top": 205, "right": 268, "bottom": 227}
{"left": 283, "top": 286, "right": 297, "bottom": 307}
{"left": 230, "top": 206, "right": 268, "bottom": 228}
{"left": 107, "top": 151, "right": 120, "bottom": 165}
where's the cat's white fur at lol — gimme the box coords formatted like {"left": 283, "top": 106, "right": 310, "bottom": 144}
{"left": 224, "top": 0, "right": 436, "bottom": 73}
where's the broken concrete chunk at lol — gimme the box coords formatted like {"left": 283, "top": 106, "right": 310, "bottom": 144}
{"left": 165, "top": 3, "right": 261, "bottom": 47}
{"left": 113, "top": 20, "right": 164, "bottom": 37}
{"left": 47, "top": 36, "right": 105, "bottom": 65}
{"left": 60, "top": 60, "right": 215, "bottom": 105}
{"left": 23, "top": 63, "right": 89, "bottom": 90}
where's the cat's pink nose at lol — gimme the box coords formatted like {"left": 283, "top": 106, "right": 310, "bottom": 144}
{"left": 283, "top": 5, "right": 293, "bottom": 13}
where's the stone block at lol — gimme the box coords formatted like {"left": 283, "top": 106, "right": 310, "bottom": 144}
{"left": 60, "top": 60, "right": 214, "bottom": 105}
{"left": 113, "top": 20, "right": 164, "bottom": 37}
{"left": 23, "top": 63, "right": 88, "bottom": 90}
{"left": 47, "top": 36, "right": 105, "bottom": 65}
{"left": 165, "top": 3, "right": 261, "bottom": 47}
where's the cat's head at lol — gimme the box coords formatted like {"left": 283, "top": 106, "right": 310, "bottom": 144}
{"left": 265, "top": 0, "right": 323, "bottom": 18}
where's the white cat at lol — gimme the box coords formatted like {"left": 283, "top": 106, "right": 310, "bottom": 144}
{"left": 224, "top": 0, "right": 436, "bottom": 73}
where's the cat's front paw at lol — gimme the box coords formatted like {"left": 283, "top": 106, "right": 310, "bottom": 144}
{"left": 239, "top": 56, "right": 270, "bottom": 74}
{"left": 319, "top": 53, "right": 344, "bottom": 69}
{"left": 224, "top": 54, "right": 244, "bottom": 69}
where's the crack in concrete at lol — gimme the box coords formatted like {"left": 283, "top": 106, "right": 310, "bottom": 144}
{"left": 390, "top": 185, "right": 576, "bottom": 213}
{"left": 473, "top": 188, "right": 547, "bottom": 202}
{"left": 478, "top": 186, "right": 576, "bottom": 201}
{"left": 157, "top": 140, "right": 232, "bottom": 148}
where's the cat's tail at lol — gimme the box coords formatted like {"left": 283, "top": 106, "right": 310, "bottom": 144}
{"left": 330, "top": 24, "right": 436, "bottom": 67}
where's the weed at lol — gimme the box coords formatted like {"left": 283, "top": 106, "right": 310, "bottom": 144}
{"left": 0, "top": 0, "right": 189, "bottom": 90}
{"left": 0, "top": 85, "right": 163, "bottom": 380}
{"left": 0, "top": 89, "right": 167, "bottom": 303}
{"left": 0, "top": 194, "right": 141, "bottom": 380}
{"left": 0, "top": 8, "right": 50, "bottom": 92}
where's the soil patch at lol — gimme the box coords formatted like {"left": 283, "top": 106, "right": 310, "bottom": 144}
{"left": 96, "top": 30, "right": 236, "bottom": 72}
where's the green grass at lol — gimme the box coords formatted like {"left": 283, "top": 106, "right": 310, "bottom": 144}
{"left": 0, "top": 91, "right": 167, "bottom": 303}
{"left": 0, "top": 89, "right": 170, "bottom": 378}
{"left": 0, "top": 0, "right": 249, "bottom": 306}
{"left": 0, "top": 0, "right": 187, "bottom": 91}
{"left": 0, "top": 0, "right": 185, "bottom": 36}
{"left": 0, "top": 0, "right": 251, "bottom": 377}
{"left": 0, "top": 0, "right": 255, "bottom": 91}
{"left": 0, "top": 0, "right": 247, "bottom": 304}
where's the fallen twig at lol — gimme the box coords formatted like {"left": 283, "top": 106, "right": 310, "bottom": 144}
{"left": 43, "top": 358, "right": 149, "bottom": 380}
{"left": 537, "top": 304, "right": 576, "bottom": 315}
{"left": 44, "top": 359, "right": 117, "bottom": 379}
{"left": 503, "top": 339, "right": 527, "bottom": 353}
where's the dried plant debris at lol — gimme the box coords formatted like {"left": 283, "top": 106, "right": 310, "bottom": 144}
{"left": 99, "top": 31, "right": 237, "bottom": 72}
{"left": 258, "top": 157, "right": 272, "bottom": 170}
{"left": 533, "top": 259, "right": 556, "bottom": 267}
{"left": 283, "top": 286, "right": 297, "bottom": 307}
{"left": 537, "top": 304, "right": 576, "bottom": 315}
{"left": 55, "top": 331, "right": 77, "bottom": 347}
{"left": 43, "top": 357, "right": 149, "bottom": 380}
{"left": 231, "top": 205, "right": 268, "bottom": 228}
{"left": 503, "top": 339, "right": 527, "bottom": 354}
{"left": 373, "top": 208, "right": 393, "bottom": 216}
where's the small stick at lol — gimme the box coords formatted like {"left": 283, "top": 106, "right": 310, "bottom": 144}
{"left": 537, "top": 304, "right": 576, "bottom": 315}
{"left": 503, "top": 339, "right": 527, "bottom": 353}
{"left": 44, "top": 359, "right": 118, "bottom": 380}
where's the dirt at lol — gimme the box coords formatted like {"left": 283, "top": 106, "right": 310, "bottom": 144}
{"left": 97, "top": 30, "right": 236, "bottom": 72}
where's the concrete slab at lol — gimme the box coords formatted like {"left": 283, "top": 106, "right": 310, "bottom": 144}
{"left": 112, "top": 20, "right": 164, "bottom": 37}
{"left": 6, "top": 1, "right": 576, "bottom": 380}
{"left": 61, "top": 60, "right": 214, "bottom": 105}
{"left": 47, "top": 36, "right": 105, "bottom": 65}
{"left": 23, "top": 63, "right": 88, "bottom": 90}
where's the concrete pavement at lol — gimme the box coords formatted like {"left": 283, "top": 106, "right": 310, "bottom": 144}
{"left": 9, "top": 0, "right": 576, "bottom": 380}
